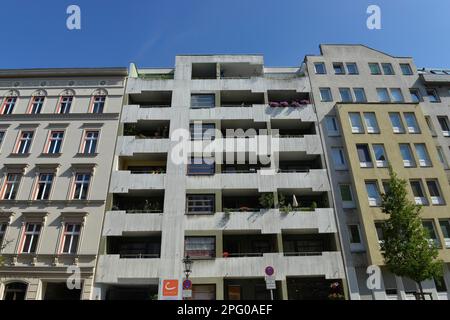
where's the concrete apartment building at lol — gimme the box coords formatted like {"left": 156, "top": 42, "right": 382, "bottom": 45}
{"left": 94, "top": 55, "right": 346, "bottom": 300}
{"left": 305, "top": 44, "right": 450, "bottom": 300}
{"left": 0, "top": 68, "right": 127, "bottom": 300}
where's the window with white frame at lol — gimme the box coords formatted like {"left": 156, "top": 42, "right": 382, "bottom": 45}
{"left": 1, "top": 96, "right": 17, "bottom": 115}
{"left": 349, "top": 112, "right": 363, "bottom": 133}
{"left": 354, "top": 88, "right": 367, "bottom": 102}
{"left": 319, "top": 88, "right": 333, "bottom": 102}
{"left": 389, "top": 112, "right": 405, "bottom": 133}
{"left": 331, "top": 147, "right": 347, "bottom": 170}
{"left": 437, "top": 116, "right": 450, "bottom": 136}
{"left": 439, "top": 220, "right": 450, "bottom": 248}
{"left": 82, "top": 131, "right": 99, "bottom": 154}
{"left": 73, "top": 173, "right": 91, "bottom": 200}
{"left": 399, "top": 144, "right": 415, "bottom": 167}
{"left": 339, "top": 88, "right": 353, "bottom": 102}
{"left": 1, "top": 173, "right": 22, "bottom": 200}
{"left": 61, "top": 223, "right": 81, "bottom": 254}
{"left": 28, "top": 96, "right": 45, "bottom": 114}
{"left": 373, "top": 144, "right": 388, "bottom": 167}
{"left": 426, "top": 180, "right": 444, "bottom": 205}
{"left": 333, "top": 62, "right": 345, "bottom": 75}
{"left": 314, "top": 62, "right": 326, "bottom": 74}
{"left": 346, "top": 63, "right": 358, "bottom": 75}
{"left": 325, "top": 116, "right": 339, "bottom": 136}
{"left": 35, "top": 173, "right": 54, "bottom": 200}
{"left": 365, "top": 181, "right": 381, "bottom": 206}
{"left": 91, "top": 95, "right": 106, "bottom": 113}
{"left": 46, "top": 131, "right": 64, "bottom": 154}
{"left": 58, "top": 96, "right": 73, "bottom": 114}
{"left": 377, "top": 88, "right": 390, "bottom": 102}
{"left": 369, "top": 63, "right": 382, "bottom": 75}
{"left": 185, "top": 236, "right": 215, "bottom": 258}
{"left": 348, "top": 224, "right": 364, "bottom": 252}
{"left": 422, "top": 220, "right": 440, "bottom": 246}
{"left": 390, "top": 88, "right": 404, "bottom": 102}
{"left": 339, "top": 184, "right": 355, "bottom": 208}
{"left": 415, "top": 144, "right": 431, "bottom": 167}
{"left": 410, "top": 180, "right": 427, "bottom": 205}
{"left": 363, "top": 112, "right": 379, "bottom": 133}
{"left": 16, "top": 131, "right": 34, "bottom": 154}
{"left": 404, "top": 113, "right": 420, "bottom": 133}
{"left": 21, "top": 223, "right": 41, "bottom": 253}
{"left": 436, "top": 147, "right": 448, "bottom": 169}
{"left": 357, "top": 144, "right": 373, "bottom": 168}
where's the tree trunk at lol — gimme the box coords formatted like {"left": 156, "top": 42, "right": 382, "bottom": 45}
{"left": 417, "top": 281, "right": 424, "bottom": 300}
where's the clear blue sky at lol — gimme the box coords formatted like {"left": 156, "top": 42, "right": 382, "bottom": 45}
{"left": 1, "top": 0, "right": 450, "bottom": 69}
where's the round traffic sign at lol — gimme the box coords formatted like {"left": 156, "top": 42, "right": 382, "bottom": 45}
{"left": 183, "top": 279, "right": 192, "bottom": 290}
{"left": 265, "top": 266, "right": 274, "bottom": 276}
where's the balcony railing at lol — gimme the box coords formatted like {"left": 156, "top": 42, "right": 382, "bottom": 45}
{"left": 283, "top": 252, "right": 323, "bottom": 257}
{"left": 221, "top": 104, "right": 253, "bottom": 108}
{"left": 140, "top": 105, "right": 171, "bottom": 108}
{"left": 119, "top": 253, "right": 160, "bottom": 259}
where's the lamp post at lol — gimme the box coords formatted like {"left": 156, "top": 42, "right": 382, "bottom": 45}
{"left": 182, "top": 255, "right": 193, "bottom": 279}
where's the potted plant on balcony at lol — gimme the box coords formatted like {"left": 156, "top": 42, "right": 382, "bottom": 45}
{"left": 258, "top": 193, "right": 274, "bottom": 210}
{"left": 269, "top": 101, "right": 280, "bottom": 108}
{"left": 299, "top": 99, "right": 310, "bottom": 105}
{"left": 311, "top": 201, "right": 317, "bottom": 211}
{"left": 290, "top": 100, "right": 301, "bottom": 108}
{"left": 280, "top": 101, "right": 289, "bottom": 107}
{"left": 223, "top": 251, "right": 229, "bottom": 258}
{"left": 328, "top": 282, "right": 345, "bottom": 300}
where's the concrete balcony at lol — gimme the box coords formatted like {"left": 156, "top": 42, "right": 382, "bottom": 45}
{"left": 184, "top": 208, "right": 337, "bottom": 234}
{"left": 278, "top": 135, "right": 323, "bottom": 154}
{"left": 121, "top": 105, "right": 171, "bottom": 122}
{"left": 102, "top": 211, "right": 163, "bottom": 236}
{"left": 192, "top": 252, "right": 345, "bottom": 280}
{"left": 116, "top": 136, "right": 170, "bottom": 156}
{"left": 109, "top": 171, "right": 166, "bottom": 193}
{"left": 186, "top": 169, "right": 330, "bottom": 192}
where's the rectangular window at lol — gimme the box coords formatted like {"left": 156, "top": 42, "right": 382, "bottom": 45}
{"left": 46, "top": 131, "right": 64, "bottom": 154}
{"left": 377, "top": 88, "right": 390, "bottom": 102}
{"left": 389, "top": 112, "right": 404, "bottom": 133}
{"left": 357, "top": 144, "right": 373, "bottom": 168}
{"left": 373, "top": 144, "right": 388, "bottom": 167}
{"left": 189, "top": 123, "right": 215, "bottom": 140}
{"left": 375, "top": 222, "right": 385, "bottom": 246}
{"left": 439, "top": 220, "right": 450, "bottom": 248}
{"left": 409, "top": 89, "right": 422, "bottom": 103}
{"left": 348, "top": 225, "right": 362, "bottom": 244}
{"left": 426, "top": 89, "right": 440, "bottom": 103}
{"left": 319, "top": 88, "right": 333, "bottom": 102}
{"left": 187, "top": 158, "right": 215, "bottom": 175}
{"left": 410, "top": 180, "right": 427, "bottom": 205}
{"left": 0, "top": 131, "right": 4, "bottom": 148}
{"left": 382, "top": 63, "right": 395, "bottom": 75}
{"left": 191, "top": 94, "right": 215, "bottom": 109}
{"left": 73, "top": 173, "right": 91, "bottom": 200}
{"left": 425, "top": 116, "right": 436, "bottom": 136}
{"left": 0, "top": 223, "right": 6, "bottom": 248}
{"left": 82, "top": 131, "right": 99, "bottom": 154}
{"left": 333, "top": 62, "right": 345, "bottom": 75}
{"left": 349, "top": 112, "right": 363, "bottom": 133}
{"left": 369, "top": 63, "right": 382, "bottom": 75}
{"left": 21, "top": 223, "right": 41, "bottom": 254}
{"left": 426, "top": 180, "right": 444, "bottom": 205}
{"left": 1, "top": 97, "right": 17, "bottom": 115}
{"left": 363, "top": 112, "right": 379, "bottom": 133}
{"left": 58, "top": 96, "right": 73, "bottom": 114}
{"left": 1, "top": 173, "right": 22, "bottom": 200}
{"left": 339, "top": 184, "right": 355, "bottom": 208}
{"left": 399, "top": 144, "right": 415, "bottom": 167}
{"left": 438, "top": 116, "right": 450, "bottom": 136}
{"left": 404, "top": 113, "right": 420, "bottom": 133}
{"left": 365, "top": 181, "right": 381, "bottom": 206}
{"left": 436, "top": 147, "right": 448, "bottom": 169}
{"left": 314, "top": 62, "right": 326, "bottom": 74}
{"left": 415, "top": 144, "right": 431, "bottom": 167}
{"left": 185, "top": 236, "right": 215, "bottom": 259}
{"left": 422, "top": 220, "right": 440, "bottom": 246}
{"left": 28, "top": 96, "right": 44, "bottom": 114}
{"left": 192, "top": 284, "right": 216, "bottom": 300}
{"left": 400, "top": 63, "right": 413, "bottom": 75}
{"left": 353, "top": 88, "right": 367, "bottom": 102}
{"left": 339, "top": 88, "right": 352, "bottom": 102}
{"left": 186, "top": 194, "right": 215, "bottom": 214}
{"left": 91, "top": 95, "right": 105, "bottom": 113}
{"left": 61, "top": 223, "right": 81, "bottom": 254}
{"left": 16, "top": 131, "right": 34, "bottom": 154}
{"left": 346, "top": 63, "right": 358, "bottom": 75}
{"left": 325, "top": 116, "right": 339, "bottom": 136}
{"left": 390, "top": 88, "right": 404, "bottom": 102}
{"left": 35, "top": 173, "right": 54, "bottom": 200}
{"left": 331, "top": 147, "right": 347, "bottom": 170}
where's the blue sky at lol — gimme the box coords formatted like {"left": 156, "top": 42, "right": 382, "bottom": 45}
{"left": 1, "top": 0, "right": 450, "bottom": 69}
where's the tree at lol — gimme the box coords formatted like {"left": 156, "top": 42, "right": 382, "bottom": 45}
{"left": 380, "top": 165, "right": 443, "bottom": 299}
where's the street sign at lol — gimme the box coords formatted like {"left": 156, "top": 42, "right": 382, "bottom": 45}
{"left": 159, "top": 279, "right": 180, "bottom": 300}
{"left": 183, "top": 279, "right": 192, "bottom": 290}
{"left": 265, "top": 278, "right": 276, "bottom": 290}
{"left": 265, "top": 266, "right": 274, "bottom": 276}
{"left": 182, "top": 289, "right": 192, "bottom": 298}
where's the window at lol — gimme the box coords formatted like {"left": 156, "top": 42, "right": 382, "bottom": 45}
{"left": 1, "top": 173, "right": 22, "bottom": 200}
{"left": 415, "top": 144, "right": 431, "bottom": 167}
{"left": 426, "top": 180, "right": 444, "bottom": 205}
{"left": 339, "top": 184, "right": 355, "bottom": 208}
{"left": 365, "top": 181, "right": 381, "bottom": 206}
{"left": 314, "top": 62, "right": 326, "bottom": 74}
{"left": 400, "top": 63, "right": 413, "bottom": 75}
{"left": 375, "top": 222, "right": 385, "bottom": 246}
{"left": 325, "top": 116, "right": 339, "bottom": 136}
{"left": 61, "top": 223, "right": 81, "bottom": 254}
{"left": 439, "top": 220, "right": 450, "bottom": 248}
{"left": 58, "top": 96, "right": 73, "bottom": 114}
{"left": 409, "top": 89, "right": 422, "bottom": 103}
{"left": 377, "top": 88, "right": 390, "bottom": 102}
{"left": 346, "top": 63, "right": 358, "bottom": 75}
{"left": 46, "top": 131, "right": 64, "bottom": 154}
{"left": 399, "top": 144, "right": 415, "bottom": 167}
{"left": 28, "top": 96, "right": 45, "bottom": 114}
{"left": 404, "top": 113, "right": 420, "bottom": 133}
{"left": 0, "top": 223, "right": 6, "bottom": 248}
{"left": 389, "top": 113, "right": 404, "bottom": 133}
{"left": 339, "top": 88, "right": 352, "bottom": 102}
{"left": 185, "top": 236, "right": 215, "bottom": 259}
{"left": 390, "top": 88, "right": 404, "bottom": 102}
{"left": 348, "top": 225, "right": 364, "bottom": 252}
{"left": 319, "top": 88, "right": 333, "bottom": 102}
{"left": 436, "top": 147, "right": 448, "bottom": 169}
{"left": 349, "top": 112, "right": 363, "bottom": 133}
{"left": 82, "top": 131, "right": 99, "bottom": 154}
{"left": 426, "top": 89, "right": 440, "bottom": 103}
{"left": 16, "top": 131, "right": 34, "bottom": 154}
{"left": 0, "top": 131, "right": 4, "bottom": 148}
{"left": 434, "top": 276, "right": 448, "bottom": 293}
{"left": 363, "top": 112, "right": 379, "bottom": 133}
{"left": 425, "top": 116, "right": 436, "bottom": 136}
{"left": 437, "top": 117, "right": 450, "bottom": 136}
{"left": 21, "top": 223, "right": 41, "bottom": 253}
{"left": 422, "top": 221, "right": 440, "bottom": 246}
{"left": 357, "top": 144, "right": 373, "bottom": 167}
{"left": 35, "top": 173, "right": 54, "bottom": 200}
{"left": 373, "top": 144, "right": 388, "bottom": 167}
{"left": 73, "top": 173, "right": 91, "bottom": 200}
{"left": 331, "top": 147, "right": 347, "bottom": 170}
{"left": 382, "top": 63, "right": 395, "bottom": 75}
{"left": 382, "top": 181, "right": 391, "bottom": 194}
{"left": 91, "top": 95, "right": 105, "bottom": 113}
{"left": 186, "top": 194, "right": 215, "bottom": 214}
{"left": 3, "top": 282, "right": 27, "bottom": 301}
{"left": 190, "top": 123, "right": 215, "bottom": 140}
{"left": 192, "top": 284, "right": 216, "bottom": 300}
{"left": 191, "top": 94, "right": 215, "bottom": 109}
{"left": 187, "top": 158, "right": 215, "bottom": 175}
{"left": 369, "top": 63, "right": 382, "bottom": 75}
{"left": 1, "top": 96, "right": 17, "bottom": 115}
{"left": 333, "top": 63, "right": 345, "bottom": 74}
{"left": 410, "top": 180, "right": 427, "bottom": 205}
{"left": 353, "top": 88, "right": 367, "bottom": 102}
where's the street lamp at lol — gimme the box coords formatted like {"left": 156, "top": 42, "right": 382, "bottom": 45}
{"left": 182, "top": 255, "right": 193, "bottom": 279}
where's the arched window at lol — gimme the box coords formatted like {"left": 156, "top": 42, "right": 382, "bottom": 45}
{"left": 27, "top": 90, "right": 47, "bottom": 114}
{"left": 3, "top": 282, "right": 28, "bottom": 300}
{"left": 57, "top": 89, "right": 75, "bottom": 114}
{"left": 89, "top": 89, "right": 108, "bottom": 114}
{"left": 1, "top": 90, "right": 19, "bottom": 115}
